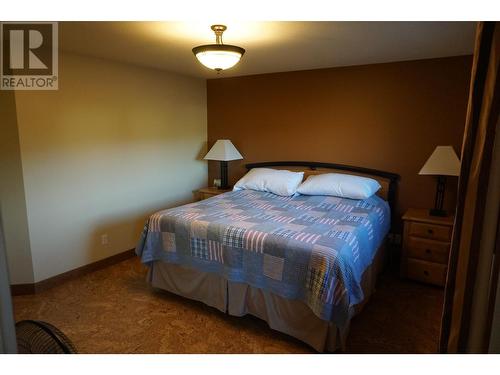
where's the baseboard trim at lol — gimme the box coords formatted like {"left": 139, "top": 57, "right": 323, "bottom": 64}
{"left": 10, "top": 249, "right": 136, "bottom": 296}
{"left": 10, "top": 283, "right": 36, "bottom": 295}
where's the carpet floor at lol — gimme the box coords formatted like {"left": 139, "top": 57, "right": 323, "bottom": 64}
{"left": 13, "top": 257, "right": 444, "bottom": 353}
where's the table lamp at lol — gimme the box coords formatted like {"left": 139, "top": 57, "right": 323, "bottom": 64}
{"left": 204, "top": 140, "right": 243, "bottom": 189}
{"left": 419, "top": 145, "right": 460, "bottom": 217}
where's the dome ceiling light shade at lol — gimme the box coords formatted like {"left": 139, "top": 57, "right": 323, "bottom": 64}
{"left": 192, "top": 25, "right": 245, "bottom": 72}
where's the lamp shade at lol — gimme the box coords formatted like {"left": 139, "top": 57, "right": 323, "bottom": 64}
{"left": 419, "top": 146, "right": 460, "bottom": 176}
{"left": 204, "top": 140, "right": 243, "bottom": 161}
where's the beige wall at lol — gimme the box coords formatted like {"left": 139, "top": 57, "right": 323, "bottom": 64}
{"left": 0, "top": 91, "right": 34, "bottom": 284}
{"left": 207, "top": 56, "right": 471, "bottom": 226}
{"left": 13, "top": 52, "right": 207, "bottom": 282}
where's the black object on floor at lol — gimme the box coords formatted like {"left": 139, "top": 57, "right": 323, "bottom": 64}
{"left": 16, "top": 320, "right": 77, "bottom": 354}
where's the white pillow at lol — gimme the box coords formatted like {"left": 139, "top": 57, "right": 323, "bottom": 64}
{"left": 233, "top": 168, "right": 304, "bottom": 197}
{"left": 297, "top": 173, "right": 381, "bottom": 200}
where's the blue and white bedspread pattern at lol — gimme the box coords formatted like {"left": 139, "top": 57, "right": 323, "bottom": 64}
{"left": 136, "top": 190, "right": 390, "bottom": 326}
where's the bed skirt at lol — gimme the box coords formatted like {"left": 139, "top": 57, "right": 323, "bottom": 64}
{"left": 146, "top": 243, "right": 386, "bottom": 352}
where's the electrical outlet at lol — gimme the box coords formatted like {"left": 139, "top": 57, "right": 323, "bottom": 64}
{"left": 101, "top": 234, "right": 108, "bottom": 246}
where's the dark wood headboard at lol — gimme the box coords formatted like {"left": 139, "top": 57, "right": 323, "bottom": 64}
{"left": 245, "top": 161, "right": 400, "bottom": 231}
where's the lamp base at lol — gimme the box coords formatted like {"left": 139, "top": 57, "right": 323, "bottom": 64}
{"left": 219, "top": 160, "right": 229, "bottom": 190}
{"left": 429, "top": 208, "right": 447, "bottom": 217}
{"left": 429, "top": 176, "right": 447, "bottom": 217}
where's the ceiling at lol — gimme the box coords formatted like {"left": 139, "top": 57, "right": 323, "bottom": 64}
{"left": 60, "top": 21, "right": 476, "bottom": 79}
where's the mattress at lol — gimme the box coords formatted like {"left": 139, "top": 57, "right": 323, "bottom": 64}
{"left": 136, "top": 189, "right": 390, "bottom": 327}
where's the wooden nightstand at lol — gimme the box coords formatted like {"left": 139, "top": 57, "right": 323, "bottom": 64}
{"left": 197, "top": 187, "right": 232, "bottom": 201}
{"left": 400, "top": 208, "right": 454, "bottom": 287}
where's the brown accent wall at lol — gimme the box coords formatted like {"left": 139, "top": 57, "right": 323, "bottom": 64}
{"left": 207, "top": 56, "right": 472, "bottom": 227}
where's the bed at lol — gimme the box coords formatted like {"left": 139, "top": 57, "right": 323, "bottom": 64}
{"left": 136, "top": 161, "right": 399, "bottom": 352}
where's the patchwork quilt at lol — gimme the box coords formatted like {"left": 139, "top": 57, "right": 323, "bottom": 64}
{"left": 136, "top": 189, "right": 390, "bottom": 326}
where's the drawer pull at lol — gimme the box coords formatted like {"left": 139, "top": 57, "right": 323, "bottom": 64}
{"left": 425, "top": 249, "right": 432, "bottom": 254}
{"left": 427, "top": 229, "right": 434, "bottom": 235}
{"left": 423, "top": 270, "right": 430, "bottom": 276}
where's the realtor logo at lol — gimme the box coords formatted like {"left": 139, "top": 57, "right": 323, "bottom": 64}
{"left": 1, "top": 22, "right": 58, "bottom": 90}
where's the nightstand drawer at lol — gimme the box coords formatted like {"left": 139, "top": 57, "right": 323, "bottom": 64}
{"left": 199, "top": 192, "right": 214, "bottom": 200}
{"left": 407, "top": 258, "right": 447, "bottom": 286}
{"left": 407, "top": 236, "right": 450, "bottom": 264}
{"left": 409, "top": 222, "right": 452, "bottom": 241}
{"left": 197, "top": 187, "right": 232, "bottom": 201}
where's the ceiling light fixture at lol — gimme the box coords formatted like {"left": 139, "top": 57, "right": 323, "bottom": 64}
{"left": 192, "top": 25, "right": 245, "bottom": 72}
